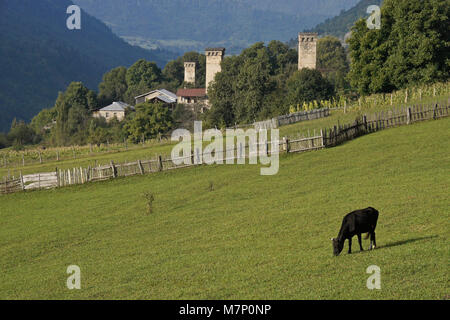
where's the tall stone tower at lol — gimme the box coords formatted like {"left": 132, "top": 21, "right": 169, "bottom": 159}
{"left": 298, "top": 33, "right": 318, "bottom": 70}
{"left": 205, "top": 47, "right": 225, "bottom": 94}
{"left": 184, "top": 62, "right": 196, "bottom": 84}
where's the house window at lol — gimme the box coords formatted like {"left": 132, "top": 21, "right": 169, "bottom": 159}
{"left": 106, "top": 112, "right": 109, "bottom": 117}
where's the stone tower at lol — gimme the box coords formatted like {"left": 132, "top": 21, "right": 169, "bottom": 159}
{"left": 184, "top": 62, "right": 196, "bottom": 84}
{"left": 205, "top": 47, "right": 225, "bottom": 94}
{"left": 298, "top": 33, "right": 318, "bottom": 70}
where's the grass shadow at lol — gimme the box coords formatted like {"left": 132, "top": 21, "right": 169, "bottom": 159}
{"left": 347, "top": 235, "right": 439, "bottom": 255}
{"left": 376, "top": 235, "right": 438, "bottom": 250}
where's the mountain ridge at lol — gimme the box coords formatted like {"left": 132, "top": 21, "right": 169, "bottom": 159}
{"left": 0, "top": 0, "right": 176, "bottom": 132}
{"left": 72, "top": 0, "right": 361, "bottom": 54}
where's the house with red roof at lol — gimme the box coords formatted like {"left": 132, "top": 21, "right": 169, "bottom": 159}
{"left": 176, "top": 88, "right": 207, "bottom": 105}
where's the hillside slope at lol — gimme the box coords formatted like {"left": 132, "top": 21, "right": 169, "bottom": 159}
{"left": 0, "top": 0, "right": 176, "bottom": 132}
{"left": 72, "top": 0, "right": 360, "bottom": 54}
{"left": 309, "top": 0, "right": 383, "bottom": 39}
{"left": 0, "top": 117, "right": 448, "bottom": 299}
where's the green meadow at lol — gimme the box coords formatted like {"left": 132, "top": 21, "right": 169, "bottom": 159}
{"left": 0, "top": 117, "right": 449, "bottom": 299}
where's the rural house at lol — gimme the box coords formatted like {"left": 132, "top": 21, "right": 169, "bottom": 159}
{"left": 176, "top": 88, "right": 207, "bottom": 105}
{"left": 134, "top": 89, "right": 178, "bottom": 106}
{"left": 92, "top": 101, "right": 133, "bottom": 122}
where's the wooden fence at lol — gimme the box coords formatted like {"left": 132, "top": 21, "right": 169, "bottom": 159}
{"left": 323, "top": 103, "right": 449, "bottom": 147}
{"left": 1, "top": 102, "right": 448, "bottom": 195}
{"left": 276, "top": 108, "right": 330, "bottom": 127}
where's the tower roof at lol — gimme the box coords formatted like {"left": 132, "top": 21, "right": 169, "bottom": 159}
{"left": 205, "top": 47, "right": 226, "bottom": 52}
{"left": 298, "top": 32, "right": 318, "bottom": 36}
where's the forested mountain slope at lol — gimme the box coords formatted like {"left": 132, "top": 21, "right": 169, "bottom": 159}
{"left": 0, "top": 0, "right": 175, "bottom": 132}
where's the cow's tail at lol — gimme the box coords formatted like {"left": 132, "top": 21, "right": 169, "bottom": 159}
{"left": 364, "top": 233, "right": 370, "bottom": 239}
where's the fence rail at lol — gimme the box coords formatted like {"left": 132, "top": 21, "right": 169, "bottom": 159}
{"left": 1, "top": 102, "right": 448, "bottom": 195}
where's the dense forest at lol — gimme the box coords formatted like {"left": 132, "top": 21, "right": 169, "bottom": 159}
{"left": 0, "top": 0, "right": 176, "bottom": 133}
{"left": 1, "top": 0, "right": 448, "bottom": 151}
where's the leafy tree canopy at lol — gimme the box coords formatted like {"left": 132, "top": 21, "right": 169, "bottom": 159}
{"left": 348, "top": 0, "right": 449, "bottom": 95}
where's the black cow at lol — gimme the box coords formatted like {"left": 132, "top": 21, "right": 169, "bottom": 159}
{"left": 331, "top": 207, "right": 379, "bottom": 256}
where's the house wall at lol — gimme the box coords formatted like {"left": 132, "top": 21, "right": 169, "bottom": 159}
{"left": 93, "top": 110, "right": 126, "bottom": 122}
{"left": 135, "top": 96, "right": 146, "bottom": 105}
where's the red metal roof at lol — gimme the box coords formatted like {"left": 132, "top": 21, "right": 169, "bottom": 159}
{"left": 176, "top": 88, "right": 207, "bottom": 97}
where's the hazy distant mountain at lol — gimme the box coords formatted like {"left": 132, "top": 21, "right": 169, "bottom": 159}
{"left": 0, "top": 0, "right": 176, "bottom": 132}
{"left": 308, "top": 0, "right": 383, "bottom": 39}
{"left": 72, "top": 0, "right": 360, "bottom": 54}
{"left": 285, "top": 0, "right": 383, "bottom": 48}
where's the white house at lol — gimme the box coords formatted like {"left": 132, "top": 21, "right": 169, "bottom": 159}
{"left": 92, "top": 101, "right": 133, "bottom": 122}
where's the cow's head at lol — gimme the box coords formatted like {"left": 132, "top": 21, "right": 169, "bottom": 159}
{"left": 331, "top": 238, "right": 344, "bottom": 256}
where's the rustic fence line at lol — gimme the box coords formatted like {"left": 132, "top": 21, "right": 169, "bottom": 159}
{"left": 1, "top": 102, "right": 448, "bottom": 195}
{"left": 0, "top": 135, "right": 174, "bottom": 169}
{"left": 276, "top": 108, "right": 330, "bottom": 127}
{"left": 323, "top": 102, "right": 449, "bottom": 147}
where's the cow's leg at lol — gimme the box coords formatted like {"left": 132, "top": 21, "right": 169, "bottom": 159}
{"left": 372, "top": 232, "right": 376, "bottom": 249}
{"left": 368, "top": 232, "right": 374, "bottom": 250}
{"left": 348, "top": 238, "right": 352, "bottom": 254}
{"left": 357, "top": 234, "right": 363, "bottom": 251}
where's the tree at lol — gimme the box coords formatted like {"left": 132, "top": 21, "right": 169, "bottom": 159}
{"left": 286, "top": 69, "right": 334, "bottom": 106}
{"left": 317, "top": 36, "right": 350, "bottom": 94}
{"left": 0, "top": 133, "right": 9, "bottom": 149}
{"left": 8, "top": 119, "right": 36, "bottom": 149}
{"left": 267, "top": 40, "right": 297, "bottom": 74}
{"left": 124, "top": 102, "right": 172, "bottom": 143}
{"left": 126, "top": 59, "right": 162, "bottom": 88}
{"left": 347, "top": 0, "right": 450, "bottom": 95}
{"left": 98, "top": 66, "right": 128, "bottom": 106}
{"left": 53, "top": 82, "right": 96, "bottom": 146}
{"left": 234, "top": 46, "right": 273, "bottom": 123}
{"left": 124, "top": 59, "right": 162, "bottom": 104}
{"left": 30, "top": 108, "right": 57, "bottom": 134}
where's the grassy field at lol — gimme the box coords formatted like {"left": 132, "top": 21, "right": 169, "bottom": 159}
{"left": 0, "top": 116, "right": 448, "bottom": 299}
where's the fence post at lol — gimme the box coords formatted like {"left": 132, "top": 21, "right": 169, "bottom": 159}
{"left": 284, "top": 137, "right": 290, "bottom": 153}
{"left": 158, "top": 155, "right": 163, "bottom": 171}
{"left": 407, "top": 107, "right": 412, "bottom": 124}
{"left": 20, "top": 171, "right": 25, "bottom": 191}
{"left": 137, "top": 160, "right": 144, "bottom": 175}
{"left": 55, "top": 168, "right": 59, "bottom": 187}
{"left": 110, "top": 161, "right": 117, "bottom": 178}
{"left": 320, "top": 129, "right": 324, "bottom": 147}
